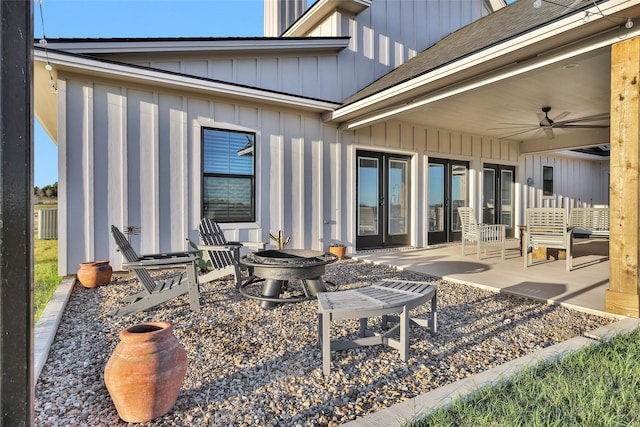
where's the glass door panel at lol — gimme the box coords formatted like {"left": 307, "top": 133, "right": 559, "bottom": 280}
{"left": 451, "top": 165, "right": 467, "bottom": 233}
{"left": 428, "top": 163, "right": 445, "bottom": 233}
{"left": 358, "top": 156, "right": 380, "bottom": 237}
{"left": 482, "top": 168, "right": 496, "bottom": 224}
{"left": 500, "top": 169, "right": 513, "bottom": 227}
{"left": 388, "top": 159, "right": 408, "bottom": 235}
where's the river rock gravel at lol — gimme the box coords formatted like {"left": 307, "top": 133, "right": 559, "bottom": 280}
{"left": 34, "top": 259, "right": 614, "bottom": 426}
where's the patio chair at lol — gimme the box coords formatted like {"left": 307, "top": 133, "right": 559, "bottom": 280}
{"left": 197, "top": 218, "right": 266, "bottom": 288}
{"left": 457, "top": 207, "right": 506, "bottom": 259}
{"left": 110, "top": 225, "right": 201, "bottom": 317}
{"left": 523, "top": 208, "right": 572, "bottom": 271}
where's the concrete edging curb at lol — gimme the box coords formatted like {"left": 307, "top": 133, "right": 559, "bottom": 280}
{"left": 34, "top": 276, "right": 76, "bottom": 383}
{"left": 343, "top": 317, "right": 640, "bottom": 426}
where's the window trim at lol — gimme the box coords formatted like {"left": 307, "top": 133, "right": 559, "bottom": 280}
{"left": 201, "top": 127, "right": 256, "bottom": 223}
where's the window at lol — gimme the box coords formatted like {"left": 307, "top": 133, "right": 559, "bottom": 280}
{"left": 202, "top": 128, "right": 255, "bottom": 222}
{"left": 543, "top": 166, "right": 553, "bottom": 196}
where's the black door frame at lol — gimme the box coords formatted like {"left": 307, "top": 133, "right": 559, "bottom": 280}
{"left": 483, "top": 163, "right": 516, "bottom": 238}
{"left": 428, "top": 158, "right": 469, "bottom": 245}
{"left": 356, "top": 150, "right": 411, "bottom": 250}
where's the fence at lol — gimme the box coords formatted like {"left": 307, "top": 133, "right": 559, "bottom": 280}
{"left": 37, "top": 208, "right": 57, "bottom": 240}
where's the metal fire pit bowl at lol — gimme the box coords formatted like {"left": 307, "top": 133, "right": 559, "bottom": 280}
{"left": 239, "top": 249, "right": 338, "bottom": 309}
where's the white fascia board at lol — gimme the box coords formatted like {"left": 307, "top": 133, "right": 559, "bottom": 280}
{"left": 44, "top": 38, "right": 350, "bottom": 54}
{"left": 283, "top": 0, "right": 371, "bottom": 37}
{"left": 35, "top": 50, "right": 340, "bottom": 112}
{"left": 328, "top": 0, "right": 638, "bottom": 126}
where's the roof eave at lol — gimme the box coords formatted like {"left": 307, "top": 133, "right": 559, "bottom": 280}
{"left": 41, "top": 37, "right": 351, "bottom": 55}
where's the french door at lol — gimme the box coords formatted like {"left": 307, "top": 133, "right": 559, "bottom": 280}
{"left": 482, "top": 164, "right": 515, "bottom": 237}
{"left": 428, "top": 158, "right": 469, "bottom": 244}
{"left": 356, "top": 151, "right": 411, "bottom": 250}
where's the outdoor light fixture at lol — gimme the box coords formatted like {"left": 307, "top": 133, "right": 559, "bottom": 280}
{"left": 533, "top": 0, "right": 542, "bottom": 9}
{"left": 626, "top": 17, "right": 634, "bottom": 29}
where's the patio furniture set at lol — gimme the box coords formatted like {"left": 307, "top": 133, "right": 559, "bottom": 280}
{"left": 109, "top": 219, "right": 438, "bottom": 374}
{"left": 458, "top": 206, "right": 610, "bottom": 272}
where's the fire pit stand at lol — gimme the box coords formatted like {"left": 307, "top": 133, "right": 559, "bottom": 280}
{"left": 239, "top": 249, "right": 338, "bottom": 309}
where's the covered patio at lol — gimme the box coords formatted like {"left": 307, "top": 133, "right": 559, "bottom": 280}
{"left": 353, "top": 238, "right": 610, "bottom": 314}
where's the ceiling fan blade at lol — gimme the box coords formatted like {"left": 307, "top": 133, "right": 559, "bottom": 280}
{"left": 497, "top": 128, "right": 544, "bottom": 139}
{"left": 552, "top": 112, "right": 571, "bottom": 122}
{"left": 553, "top": 124, "right": 610, "bottom": 129}
{"left": 553, "top": 113, "right": 610, "bottom": 126}
{"left": 488, "top": 124, "right": 539, "bottom": 130}
{"left": 542, "top": 127, "right": 554, "bottom": 139}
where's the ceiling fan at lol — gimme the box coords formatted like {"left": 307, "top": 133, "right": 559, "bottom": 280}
{"left": 493, "top": 106, "right": 610, "bottom": 140}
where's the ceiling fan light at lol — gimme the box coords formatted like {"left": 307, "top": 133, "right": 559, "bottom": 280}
{"left": 626, "top": 17, "right": 634, "bottom": 29}
{"left": 533, "top": 0, "right": 542, "bottom": 9}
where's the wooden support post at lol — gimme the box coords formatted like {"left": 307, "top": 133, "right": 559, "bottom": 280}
{"left": 606, "top": 37, "right": 640, "bottom": 317}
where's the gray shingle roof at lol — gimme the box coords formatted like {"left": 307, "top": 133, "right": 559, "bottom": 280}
{"left": 342, "top": 0, "right": 595, "bottom": 105}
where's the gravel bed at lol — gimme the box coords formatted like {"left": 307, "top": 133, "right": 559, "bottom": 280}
{"left": 34, "top": 259, "right": 614, "bottom": 426}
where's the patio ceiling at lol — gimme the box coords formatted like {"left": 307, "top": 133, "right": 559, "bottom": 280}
{"left": 395, "top": 46, "right": 612, "bottom": 151}
{"left": 333, "top": 0, "right": 640, "bottom": 156}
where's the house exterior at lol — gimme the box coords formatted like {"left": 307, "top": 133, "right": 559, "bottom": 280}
{"left": 34, "top": 0, "right": 640, "bottom": 316}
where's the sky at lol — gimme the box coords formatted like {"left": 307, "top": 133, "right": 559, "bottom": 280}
{"left": 33, "top": 0, "right": 269, "bottom": 187}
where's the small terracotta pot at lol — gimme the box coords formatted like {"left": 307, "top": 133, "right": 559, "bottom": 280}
{"left": 104, "top": 322, "right": 188, "bottom": 423}
{"left": 77, "top": 260, "right": 112, "bottom": 288}
{"left": 329, "top": 245, "right": 346, "bottom": 260}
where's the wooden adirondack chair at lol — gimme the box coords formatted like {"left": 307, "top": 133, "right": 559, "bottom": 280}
{"left": 197, "top": 218, "right": 266, "bottom": 288}
{"left": 110, "top": 225, "right": 201, "bottom": 316}
{"left": 457, "top": 207, "right": 506, "bottom": 259}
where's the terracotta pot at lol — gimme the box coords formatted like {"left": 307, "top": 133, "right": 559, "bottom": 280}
{"left": 77, "top": 260, "right": 112, "bottom": 288}
{"left": 104, "top": 322, "right": 188, "bottom": 423}
{"left": 329, "top": 245, "right": 346, "bottom": 260}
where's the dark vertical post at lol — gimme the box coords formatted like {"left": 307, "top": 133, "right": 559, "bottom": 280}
{"left": 0, "top": 1, "right": 34, "bottom": 425}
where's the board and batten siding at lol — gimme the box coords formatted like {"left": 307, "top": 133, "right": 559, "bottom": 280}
{"left": 111, "top": 0, "right": 491, "bottom": 104}
{"left": 522, "top": 154, "right": 610, "bottom": 212}
{"left": 57, "top": 76, "right": 344, "bottom": 275}
{"left": 305, "top": 0, "right": 491, "bottom": 96}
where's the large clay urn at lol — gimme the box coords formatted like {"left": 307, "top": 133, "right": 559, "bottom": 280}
{"left": 77, "top": 260, "right": 112, "bottom": 288}
{"left": 104, "top": 322, "right": 188, "bottom": 423}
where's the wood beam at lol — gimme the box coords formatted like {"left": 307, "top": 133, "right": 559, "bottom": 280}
{"left": 606, "top": 37, "right": 640, "bottom": 317}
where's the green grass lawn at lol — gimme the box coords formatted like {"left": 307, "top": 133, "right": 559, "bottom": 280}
{"left": 411, "top": 328, "right": 640, "bottom": 426}
{"left": 34, "top": 237, "right": 61, "bottom": 323}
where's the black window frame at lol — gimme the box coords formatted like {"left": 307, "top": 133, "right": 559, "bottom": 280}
{"left": 201, "top": 127, "right": 256, "bottom": 223}
{"left": 543, "top": 166, "right": 554, "bottom": 197}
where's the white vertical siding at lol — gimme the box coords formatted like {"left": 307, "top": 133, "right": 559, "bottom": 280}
{"left": 121, "top": 0, "right": 489, "bottom": 103}
{"left": 522, "top": 154, "right": 609, "bottom": 215}
{"left": 57, "top": 79, "right": 68, "bottom": 276}
{"left": 61, "top": 78, "right": 338, "bottom": 273}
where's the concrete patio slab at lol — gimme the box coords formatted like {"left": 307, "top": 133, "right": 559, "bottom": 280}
{"left": 352, "top": 238, "right": 610, "bottom": 315}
